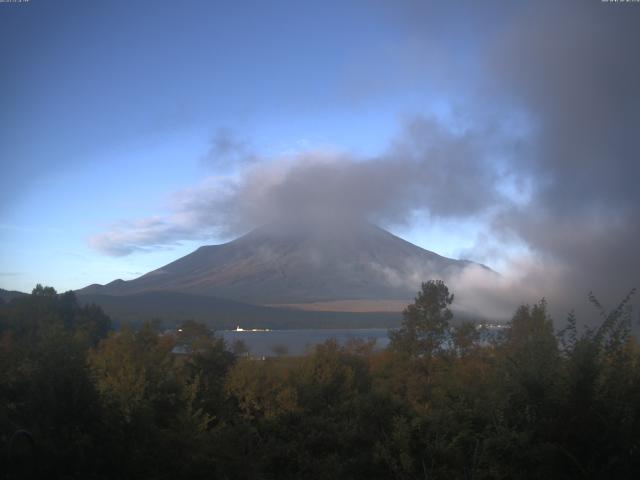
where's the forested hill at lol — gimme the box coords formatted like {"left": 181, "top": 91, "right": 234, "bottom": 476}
{"left": 0, "top": 288, "right": 27, "bottom": 303}
{"left": 1, "top": 282, "right": 639, "bottom": 479}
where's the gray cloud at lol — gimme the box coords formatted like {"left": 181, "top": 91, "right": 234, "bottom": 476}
{"left": 484, "top": 1, "right": 640, "bottom": 313}
{"left": 202, "top": 127, "right": 255, "bottom": 168}
{"left": 89, "top": 217, "right": 215, "bottom": 256}
{"left": 382, "top": 0, "right": 640, "bottom": 318}
{"left": 90, "top": 114, "right": 509, "bottom": 255}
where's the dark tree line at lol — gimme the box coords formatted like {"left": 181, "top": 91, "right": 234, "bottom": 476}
{"left": 1, "top": 281, "right": 639, "bottom": 479}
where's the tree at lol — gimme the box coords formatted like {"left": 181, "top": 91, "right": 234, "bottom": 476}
{"left": 389, "top": 280, "right": 454, "bottom": 357}
{"left": 0, "top": 285, "right": 109, "bottom": 477}
{"left": 31, "top": 284, "right": 57, "bottom": 297}
{"left": 88, "top": 321, "right": 215, "bottom": 478}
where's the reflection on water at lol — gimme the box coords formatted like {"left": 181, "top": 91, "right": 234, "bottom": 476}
{"left": 219, "top": 328, "right": 390, "bottom": 357}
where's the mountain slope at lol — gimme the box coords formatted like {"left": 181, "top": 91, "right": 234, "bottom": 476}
{"left": 77, "top": 291, "right": 400, "bottom": 329}
{"left": 78, "top": 222, "right": 482, "bottom": 305}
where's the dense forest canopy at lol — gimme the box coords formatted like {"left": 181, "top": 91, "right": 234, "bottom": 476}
{"left": 1, "top": 282, "right": 639, "bottom": 479}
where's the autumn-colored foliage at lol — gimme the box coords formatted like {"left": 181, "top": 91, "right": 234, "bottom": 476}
{"left": 1, "top": 284, "right": 639, "bottom": 479}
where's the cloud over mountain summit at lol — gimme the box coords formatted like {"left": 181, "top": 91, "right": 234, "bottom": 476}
{"left": 90, "top": 115, "right": 507, "bottom": 255}
{"left": 89, "top": 0, "right": 640, "bottom": 319}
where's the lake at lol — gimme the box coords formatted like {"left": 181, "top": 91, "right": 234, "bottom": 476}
{"left": 219, "top": 328, "right": 391, "bottom": 356}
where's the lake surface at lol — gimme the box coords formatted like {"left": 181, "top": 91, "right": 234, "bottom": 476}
{"left": 220, "top": 328, "right": 391, "bottom": 356}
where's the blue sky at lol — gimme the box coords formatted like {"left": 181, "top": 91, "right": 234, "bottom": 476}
{"left": 1, "top": 0, "right": 638, "bottom": 315}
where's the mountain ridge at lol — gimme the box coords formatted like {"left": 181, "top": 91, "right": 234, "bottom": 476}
{"left": 0, "top": 288, "right": 29, "bottom": 303}
{"left": 78, "top": 222, "right": 486, "bottom": 306}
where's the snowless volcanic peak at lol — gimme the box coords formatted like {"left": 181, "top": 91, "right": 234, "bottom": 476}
{"left": 78, "top": 221, "right": 480, "bottom": 305}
